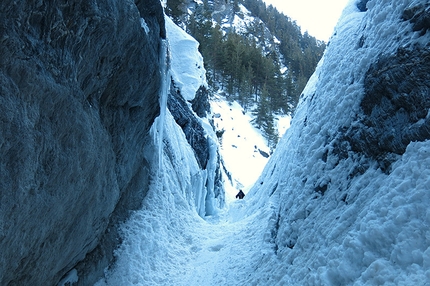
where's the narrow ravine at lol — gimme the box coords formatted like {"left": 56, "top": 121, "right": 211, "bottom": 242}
{"left": 95, "top": 180, "right": 277, "bottom": 286}
{"left": 95, "top": 88, "right": 281, "bottom": 285}
{"left": 100, "top": 2, "right": 430, "bottom": 285}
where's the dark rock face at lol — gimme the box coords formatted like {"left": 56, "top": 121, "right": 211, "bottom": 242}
{"left": 357, "top": 0, "right": 370, "bottom": 12}
{"left": 324, "top": 45, "right": 430, "bottom": 176}
{"left": 135, "top": 0, "right": 166, "bottom": 39}
{"left": 191, "top": 86, "right": 211, "bottom": 118}
{"left": 0, "top": 0, "right": 164, "bottom": 285}
{"left": 342, "top": 46, "right": 430, "bottom": 172}
{"left": 402, "top": 3, "right": 430, "bottom": 35}
{"left": 168, "top": 82, "right": 209, "bottom": 169}
{"left": 258, "top": 149, "right": 270, "bottom": 158}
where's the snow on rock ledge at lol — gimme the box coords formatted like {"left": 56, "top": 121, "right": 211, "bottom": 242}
{"left": 166, "top": 16, "right": 207, "bottom": 101}
{"left": 247, "top": 0, "right": 430, "bottom": 284}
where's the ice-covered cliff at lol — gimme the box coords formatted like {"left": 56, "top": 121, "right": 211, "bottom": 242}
{"left": 1, "top": 0, "right": 225, "bottom": 284}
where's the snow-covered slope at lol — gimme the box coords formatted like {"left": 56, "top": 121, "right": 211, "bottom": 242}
{"left": 245, "top": 0, "right": 430, "bottom": 284}
{"left": 210, "top": 95, "right": 290, "bottom": 200}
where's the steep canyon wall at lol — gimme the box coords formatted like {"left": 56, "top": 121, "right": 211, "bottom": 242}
{"left": 0, "top": 0, "right": 165, "bottom": 284}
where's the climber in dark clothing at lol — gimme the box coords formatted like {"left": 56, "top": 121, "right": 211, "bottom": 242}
{"left": 236, "top": 189, "right": 245, "bottom": 199}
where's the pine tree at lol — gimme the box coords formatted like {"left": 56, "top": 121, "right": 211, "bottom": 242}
{"left": 252, "top": 84, "right": 270, "bottom": 128}
{"left": 262, "top": 113, "right": 278, "bottom": 150}
{"left": 252, "top": 84, "right": 278, "bottom": 148}
{"left": 238, "top": 63, "right": 254, "bottom": 111}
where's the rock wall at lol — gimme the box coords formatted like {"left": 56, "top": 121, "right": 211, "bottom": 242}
{"left": 167, "top": 81, "right": 225, "bottom": 214}
{"left": 168, "top": 82, "right": 209, "bottom": 169}
{"left": 343, "top": 46, "right": 430, "bottom": 173}
{"left": 0, "top": 0, "right": 165, "bottom": 285}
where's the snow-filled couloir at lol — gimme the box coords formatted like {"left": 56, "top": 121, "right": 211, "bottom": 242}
{"left": 96, "top": 0, "right": 430, "bottom": 285}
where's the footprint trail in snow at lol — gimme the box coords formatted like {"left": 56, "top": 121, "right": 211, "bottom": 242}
{"left": 176, "top": 203, "right": 271, "bottom": 286}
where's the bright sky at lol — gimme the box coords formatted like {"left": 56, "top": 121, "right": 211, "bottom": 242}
{"left": 263, "top": 0, "right": 349, "bottom": 42}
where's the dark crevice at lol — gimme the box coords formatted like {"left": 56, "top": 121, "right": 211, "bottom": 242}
{"left": 402, "top": 4, "right": 430, "bottom": 35}
{"left": 357, "top": 0, "right": 369, "bottom": 12}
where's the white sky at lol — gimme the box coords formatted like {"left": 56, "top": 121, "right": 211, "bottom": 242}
{"left": 262, "top": 0, "right": 349, "bottom": 42}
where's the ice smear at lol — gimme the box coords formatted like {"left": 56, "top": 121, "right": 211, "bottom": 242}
{"left": 157, "top": 38, "right": 170, "bottom": 170}
{"left": 140, "top": 18, "right": 150, "bottom": 35}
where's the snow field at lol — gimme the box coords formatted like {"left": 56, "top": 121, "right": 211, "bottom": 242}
{"left": 210, "top": 95, "right": 290, "bottom": 195}
{"left": 96, "top": 189, "right": 277, "bottom": 286}
{"left": 211, "top": 98, "right": 270, "bottom": 191}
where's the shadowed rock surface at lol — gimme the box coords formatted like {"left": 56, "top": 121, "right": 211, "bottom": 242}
{"left": 347, "top": 46, "right": 430, "bottom": 172}
{"left": 167, "top": 81, "right": 225, "bottom": 213}
{"left": 168, "top": 81, "right": 209, "bottom": 169}
{"left": 191, "top": 86, "right": 211, "bottom": 118}
{"left": 326, "top": 39, "right": 430, "bottom": 175}
{"left": 0, "top": 0, "right": 164, "bottom": 285}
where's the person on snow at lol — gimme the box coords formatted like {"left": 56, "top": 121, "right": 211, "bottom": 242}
{"left": 236, "top": 189, "right": 245, "bottom": 199}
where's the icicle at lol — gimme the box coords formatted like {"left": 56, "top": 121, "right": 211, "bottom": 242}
{"left": 157, "top": 38, "right": 170, "bottom": 171}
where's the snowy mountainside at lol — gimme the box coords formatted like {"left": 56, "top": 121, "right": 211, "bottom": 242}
{"left": 168, "top": 0, "right": 326, "bottom": 117}
{"left": 245, "top": 0, "right": 430, "bottom": 284}
{"left": 193, "top": 0, "right": 288, "bottom": 75}
{"left": 212, "top": 1, "right": 280, "bottom": 53}
{"left": 210, "top": 94, "right": 290, "bottom": 200}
